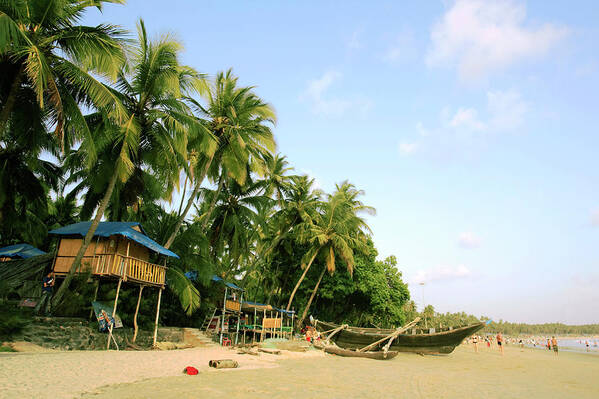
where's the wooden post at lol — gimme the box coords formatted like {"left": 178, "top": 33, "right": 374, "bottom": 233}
{"left": 235, "top": 292, "right": 243, "bottom": 345}
{"left": 291, "top": 311, "right": 294, "bottom": 340}
{"left": 123, "top": 241, "right": 130, "bottom": 280}
{"left": 253, "top": 308, "right": 257, "bottom": 343}
{"left": 132, "top": 285, "right": 144, "bottom": 343}
{"left": 106, "top": 278, "right": 122, "bottom": 350}
{"left": 152, "top": 288, "right": 163, "bottom": 348}
{"left": 89, "top": 279, "right": 100, "bottom": 320}
{"left": 220, "top": 287, "right": 227, "bottom": 345}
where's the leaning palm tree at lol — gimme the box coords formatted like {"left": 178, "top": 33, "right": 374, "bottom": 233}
{"left": 53, "top": 20, "right": 207, "bottom": 305}
{"left": 0, "top": 0, "right": 128, "bottom": 141}
{"left": 286, "top": 182, "right": 373, "bottom": 318}
{"left": 164, "top": 69, "right": 276, "bottom": 249}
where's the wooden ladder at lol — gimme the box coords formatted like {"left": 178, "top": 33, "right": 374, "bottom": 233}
{"left": 202, "top": 307, "right": 218, "bottom": 333}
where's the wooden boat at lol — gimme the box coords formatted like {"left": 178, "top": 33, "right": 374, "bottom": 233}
{"left": 312, "top": 340, "right": 398, "bottom": 360}
{"left": 314, "top": 320, "right": 487, "bottom": 355}
{"left": 323, "top": 345, "right": 399, "bottom": 360}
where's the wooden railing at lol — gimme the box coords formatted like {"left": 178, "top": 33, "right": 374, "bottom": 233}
{"left": 85, "top": 253, "right": 166, "bottom": 286}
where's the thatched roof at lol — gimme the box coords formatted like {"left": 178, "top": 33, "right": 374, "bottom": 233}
{"left": 0, "top": 253, "right": 53, "bottom": 289}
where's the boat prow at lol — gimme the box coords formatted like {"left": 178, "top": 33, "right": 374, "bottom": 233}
{"left": 314, "top": 320, "right": 487, "bottom": 355}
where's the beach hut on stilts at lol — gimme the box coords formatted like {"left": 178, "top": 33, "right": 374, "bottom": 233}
{"left": 48, "top": 221, "right": 179, "bottom": 349}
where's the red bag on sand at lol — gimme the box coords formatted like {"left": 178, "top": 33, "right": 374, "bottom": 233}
{"left": 183, "top": 366, "right": 199, "bottom": 375}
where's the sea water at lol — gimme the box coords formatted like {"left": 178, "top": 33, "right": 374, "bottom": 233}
{"left": 527, "top": 339, "right": 599, "bottom": 354}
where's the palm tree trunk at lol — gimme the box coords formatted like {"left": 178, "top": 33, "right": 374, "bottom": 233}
{"left": 297, "top": 266, "right": 326, "bottom": 327}
{"left": 199, "top": 174, "right": 224, "bottom": 231}
{"left": 163, "top": 159, "right": 212, "bottom": 249}
{"left": 286, "top": 248, "right": 319, "bottom": 311}
{"left": 52, "top": 163, "right": 120, "bottom": 307}
{"left": 0, "top": 65, "right": 24, "bottom": 135}
{"left": 176, "top": 174, "right": 188, "bottom": 217}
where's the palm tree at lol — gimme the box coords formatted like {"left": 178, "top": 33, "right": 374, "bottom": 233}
{"left": 53, "top": 20, "right": 206, "bottom": 305}
{"left": 295, "top": 182, "right": 374, "bottom": 325}
{"left": 287, "top": 182, "right": 373, "bottom": 317}
{"left": 260, "top": 153, "right": 294, "bottom": 208}
{"left": 164, "top": 69, "right": 276, "bottom": 249}
{"left": 0, "top": 0, "right": 128, "bottom": 141}
{"left": 202, "top": 177, "right": 272, "bottom": 271}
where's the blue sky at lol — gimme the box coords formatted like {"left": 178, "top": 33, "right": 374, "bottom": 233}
{"left": 84, "top": 0, "right": 599, "bottom": 324}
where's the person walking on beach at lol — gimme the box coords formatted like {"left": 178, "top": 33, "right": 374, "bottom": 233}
{"left": 472, "top": 335, "right": 479, "bottom": 353}
{"left": 585, "top": 340, "right": 590, "bottom": 352}
{"left": 519, "top": 339, "right": 524, "bottom": 352}
{"left": 551, "top": 336, "right": 558, "bottom": 356}
{"left": 34, "top": 271, "right": 54, "bottom": 315}
{"left": 547, "top": 338, "right": 551, "bottom": 350}
{"left": 496, "top": 332, "right": 504, "bottom": 356}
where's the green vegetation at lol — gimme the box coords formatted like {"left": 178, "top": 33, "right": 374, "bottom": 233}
{"left": 415, "top": 305, "right": 599, "bottom": 336}
{"left": 0, "top": 304, "right": 30, "bottom": 339}
{"left": 0, "top": 1, "right": 411, "bottom": 329}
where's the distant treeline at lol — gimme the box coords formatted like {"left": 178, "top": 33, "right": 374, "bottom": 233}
{"left": 412, "top": 306, "right": 599, "bottom": 336}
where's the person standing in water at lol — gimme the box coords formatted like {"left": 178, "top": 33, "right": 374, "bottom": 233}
{"left": 496, "top": 332, "right": 504, "bottom": 356}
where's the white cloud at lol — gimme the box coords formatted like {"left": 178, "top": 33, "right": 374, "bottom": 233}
{"left": 412, "top": 265, "right": 472, "bottom": 284}
{"left": 488, "top": 89, "right": 527, "bottom": 130}
{"left": 398, "top": 142, "right": 418, "bottom": 155}
{"left": 301, "top": 71, "right": 372, "bottom": 116}
{"left": 449, "top": 107, "right": 486, "bottom": 131}
{"left": 458, "top": 232, "right": 481, "bottom": 249}
{"left": 591, "top": 209, "right": 599, "bottom": 227}
{"left": 383, "top": 30, "right": 417, "bottom": 64}
{"left": 416, "top": 122, "right": 432, "bottom": 137}
{"left": 427, "top": 0, "right": 567, "bottom": 80}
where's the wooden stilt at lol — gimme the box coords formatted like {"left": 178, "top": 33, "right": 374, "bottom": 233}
{"left": 152, "top": 288, "right": 163, "bottom": 348}
{"left": 253, "top": 308, "right": 257, "bottom": 343}
{"left": 132, "top": 285, "right": 144, "bottom": 343}
{"left": 235, "top": 293, "right": 243, "bottom": 345}
{"left": 220, "top": 287, "right": 227, "bottom": 345}
{"left": 106, "top": 278, "right": 122, "bottom": 350}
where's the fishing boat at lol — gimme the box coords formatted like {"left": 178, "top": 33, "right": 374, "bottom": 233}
{"left": 312, "top": 339, "right": 398, "bottom": 360}
{"left": 313, "top": 320, "right": 488, "bottom": 355}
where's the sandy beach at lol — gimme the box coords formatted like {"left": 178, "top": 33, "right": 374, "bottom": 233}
{"left": 2, "top": 344, "right": 598, "bottom": 399}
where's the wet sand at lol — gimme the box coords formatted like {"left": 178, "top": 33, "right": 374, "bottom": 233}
{"left": 2, "top": 345, "right": 598, "bottom": 398}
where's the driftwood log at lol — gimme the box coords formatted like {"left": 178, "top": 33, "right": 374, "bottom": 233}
{"left": 209, "top": 359, "right": 239, "bottom": 369}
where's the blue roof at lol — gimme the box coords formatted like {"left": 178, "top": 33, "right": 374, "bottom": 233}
{"left": 211, "top": 275, "right": 244, "bottom": 291}
{"left": 49, "top": 222, "right": 179, "bottom": 258}
{"left": 184, "top": 272, "right": 244, "bottom": 291}
{"left": 0, "top": 243, "right": 46, "bottom": 259}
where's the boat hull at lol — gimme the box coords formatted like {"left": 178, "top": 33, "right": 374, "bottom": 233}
{"left": 323, "top": 345, "right": 399, "bottom": 360}
{"left": 314, "top": 321, "right": 486, "bottom": 355}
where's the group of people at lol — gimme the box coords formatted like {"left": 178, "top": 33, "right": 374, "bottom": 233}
{"left": 469, "top": 333, "right": 559, "bottom": 356}
{"left": 470, "top": 333, "right": 505, "bottom": 355}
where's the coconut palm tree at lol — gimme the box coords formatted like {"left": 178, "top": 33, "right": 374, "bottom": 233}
{"left": 53, "top": 20, "right": 206, "bottom": 305}
{"left": 202, "top": 177, "right": 272, "bottom": 270}
{"left": 0, "top": 0, "right": 128, "bottom": 141}
{"left": 295, "top": 182, "right": 374, "bottom": 325}
{"left": 286, "top": 182, "right": 373, "bottom": 317}
{"left": 260, "top": 153, "right": 294, "bottom": 208}
{"left": 164, "top": 69, "right": 276, "bottom": 249}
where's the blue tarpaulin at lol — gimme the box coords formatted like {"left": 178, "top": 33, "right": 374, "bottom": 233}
{"left": 211, "top": 275, "right": 244, "bottom": 291}
{"left": 49, "top": 222, "right": 179, "bottom": 258}
{"left": 184, "top": 272, "right": 244, "bottom": 291}
{"left": 0, "top": 243, "right": 46, "bottom": 259}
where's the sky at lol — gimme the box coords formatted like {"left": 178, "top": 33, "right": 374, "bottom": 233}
{"left": 83, "top": 0, "right": 599, "bottom": 324}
